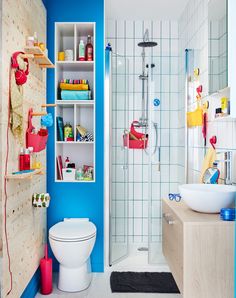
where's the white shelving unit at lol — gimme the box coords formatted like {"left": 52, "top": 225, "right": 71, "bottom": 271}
{"left": 55, "top": 22, "right": 95, "bottom": 182}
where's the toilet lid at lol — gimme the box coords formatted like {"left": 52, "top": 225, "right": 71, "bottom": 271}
{"left": 49, "top": 220, "right": 96, "bottom": 241}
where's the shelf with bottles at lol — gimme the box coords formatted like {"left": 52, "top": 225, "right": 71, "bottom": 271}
{"left": 56, "top": 104, "right": 94, "bottom": 143}
{"left": 55, "top": 23, "right": 94, "bottom": 63}
{"left": 56, "top": 143, "right": 94, "bottom": 182}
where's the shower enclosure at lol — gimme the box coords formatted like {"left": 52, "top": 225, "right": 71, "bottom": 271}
{"left": 105, "top": 30, "right": 168, "bottom": 267}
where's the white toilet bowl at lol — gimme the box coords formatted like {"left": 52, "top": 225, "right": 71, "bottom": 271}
{"left": 49, "top": 218, "right": 96, "bottom": 292}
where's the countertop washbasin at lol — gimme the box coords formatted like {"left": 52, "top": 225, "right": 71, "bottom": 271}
{"left": 179, "top": 184, "right": 236, "bottom": 213}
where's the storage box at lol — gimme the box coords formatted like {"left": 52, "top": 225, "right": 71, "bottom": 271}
{"left": 62, "top": 168, "right": 76, "bottom": 181}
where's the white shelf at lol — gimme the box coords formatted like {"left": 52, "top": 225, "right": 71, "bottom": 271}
{"left": 56, "top": 61, "right": 94, "bottom": 65}
{"left": 56, "top": 100, "right": 94, "bottom": 106}
{"left": 55, "top": 179, "right": 94, "bottom": 183}
{"left": 56, "top": 141, "right": 94, "bottom": 144}
{"left": 56, "top": 61, "right": 94, "bottom": 71}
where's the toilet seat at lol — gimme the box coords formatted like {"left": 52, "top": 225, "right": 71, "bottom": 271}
{"left": 49, "top": 220, "right": 96, "bottom": 242}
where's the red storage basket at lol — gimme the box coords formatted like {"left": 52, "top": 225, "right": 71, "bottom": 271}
{"left": 26, "top": 109, "right": 48, "bottom": 152}
{"left": 123, "top": 121, "right": 148, "bottom": 149}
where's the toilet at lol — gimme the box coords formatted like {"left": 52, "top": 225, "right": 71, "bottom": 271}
{"left": 49, "top": 218, "right": 96, "bottom": 292}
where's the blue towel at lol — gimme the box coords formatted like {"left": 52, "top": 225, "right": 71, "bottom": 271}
{"left": 61, "top": 90, "right": 92, "bottom": 100}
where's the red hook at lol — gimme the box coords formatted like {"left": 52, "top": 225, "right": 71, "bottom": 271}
{"left": 210, "top": 136, "right": 217, "bottom": 149}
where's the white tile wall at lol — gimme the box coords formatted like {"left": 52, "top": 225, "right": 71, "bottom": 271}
{"left": 178, "top": 0, "right": 236, "bottom": 185}
{"left": 107, "top": 19, "right": 180, "bottom": 247}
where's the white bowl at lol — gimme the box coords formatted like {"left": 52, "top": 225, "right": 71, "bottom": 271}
{"left": 179, "top": 184, "right": 236, "bottom": 213}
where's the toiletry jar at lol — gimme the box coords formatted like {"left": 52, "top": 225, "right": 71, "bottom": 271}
{"left": 62, "top": 168, "right": 76, "bottom": 181}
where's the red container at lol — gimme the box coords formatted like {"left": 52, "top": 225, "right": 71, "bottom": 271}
{"left": 26, "top": 109, "right": 48, "bottom": 152}
{"left": 40, "top": 244, "right": 52, "bottom": 295}
{"left": 123, "top": 121, "right": 148, "bottom": 149}
{"left": 123, "top": 134, "right": 148, "bottom": 149}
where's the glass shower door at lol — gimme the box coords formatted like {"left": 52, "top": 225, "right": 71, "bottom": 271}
{"left": 108, "top": 51, "right": 129, "bottom": 265}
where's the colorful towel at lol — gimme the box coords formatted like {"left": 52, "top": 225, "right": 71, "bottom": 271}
{"left": 60, "top": 79, "right": 89, "bottom": 84}
{"left": 60, "top": 83, "right": 89, "bottom": 91}
{"left": 61, "top": 90, "right": 92, "bottom": 100}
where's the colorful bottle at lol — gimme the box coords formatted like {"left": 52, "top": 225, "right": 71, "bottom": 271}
{"left": 64, "top": 122, "right": 73, "bottom": 141}
{"left": 78, "top": 40, "right": 85, "bottom": 61}
{"left": 65, "top": 157, "right": 70, "bottom": 168}
{"left": 19, "top": 148, "right": 25, "bottom": 171}
{"left": 76, "top": 168, "right": 83, "bottom": 180}
{"left": 24, "top": 148, "right": 31, "bottom": 170}
{"left": 86, "top": 35, "right": 93, "bottom": 61}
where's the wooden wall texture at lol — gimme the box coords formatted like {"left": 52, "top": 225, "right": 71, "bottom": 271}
{"left": 1, "top": 0, "right": 47, "bottom": 296}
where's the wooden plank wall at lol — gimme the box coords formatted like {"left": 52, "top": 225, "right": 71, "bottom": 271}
{"left": 1, "top": 0, "right": 47, "bottom": 296}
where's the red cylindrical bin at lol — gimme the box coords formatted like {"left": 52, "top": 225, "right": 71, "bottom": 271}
{"left": 40, "top": 244, "right": 52, "bottom": 295}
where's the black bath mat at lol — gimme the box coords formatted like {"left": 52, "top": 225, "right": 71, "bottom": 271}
{"left": 110, "top": 271, "right": 180, "bottom": 293}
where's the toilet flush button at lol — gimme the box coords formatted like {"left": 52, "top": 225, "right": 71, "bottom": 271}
{"left": 64, "top": 218, "right": 89, "bottom": 222}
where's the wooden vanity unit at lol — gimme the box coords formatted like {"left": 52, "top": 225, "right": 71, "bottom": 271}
{"left": 162, "top": 198, "right": 234, "bottom": 298}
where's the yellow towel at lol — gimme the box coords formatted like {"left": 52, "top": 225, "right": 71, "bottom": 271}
{"left": 60, "top": 83, "right": 89, "bottom": 91}
{"left": 187, "top": 107, "right": 203, "bottom": 127}
{"left": 199, "top": 147, "right": 216, "bottom": 183}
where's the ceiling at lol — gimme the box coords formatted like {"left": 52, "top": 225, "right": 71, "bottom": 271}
{"left": 105, "top": 0, "right": 190, "bottom": 20}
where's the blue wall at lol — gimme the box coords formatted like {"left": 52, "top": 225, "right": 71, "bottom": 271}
{"left": 44, "top": 0, "right": 104, "bottom": 272}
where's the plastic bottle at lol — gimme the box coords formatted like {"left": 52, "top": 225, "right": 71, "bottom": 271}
{"left": 19, "top": 148, "right": 25, "bottom": 171}
{"left": 34, "top": 32, "right": 39, "bottom": 47}
{"left": 24, "top": 148, "right": 31, "bottom": 170}
{"left": 76, "top": 168, "right": 83, "bottom": 180}
{"left": 78, "top": 40, "right": 85, "bottom": 61}
{"left": 86, "top": 35, "right": 93, "bottom": 61}
{"left": 65, "top": 157, "right": 70, "bottom": 168}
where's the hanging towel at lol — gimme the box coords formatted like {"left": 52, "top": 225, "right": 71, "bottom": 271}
{"left": 199, "top": 147, "right": 216, "bottom": 183}
{"left": 10, "top": 69, "right": 24, "bottom": 144}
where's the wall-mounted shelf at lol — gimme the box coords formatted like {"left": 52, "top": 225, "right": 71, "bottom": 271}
{"left": 5, "top": 168, "right": 44, "bottom": 180}
{"left": 24, "top": 46, "right": 54, "bottom": 68}
{"left": 55, "top": 22, "right": 96, "bottom": 182}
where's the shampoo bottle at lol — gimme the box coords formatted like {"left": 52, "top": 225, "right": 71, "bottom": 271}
{"left": 78, "top": 40, "right": 85, "bottom": 61}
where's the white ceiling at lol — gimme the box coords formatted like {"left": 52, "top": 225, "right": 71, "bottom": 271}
{"left": 105, "top": 0, "right": 190, "bottom": 20}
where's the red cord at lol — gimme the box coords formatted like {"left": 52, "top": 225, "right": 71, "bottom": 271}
{"left": 4, "top": 65, "right": 13, "bottom": 295}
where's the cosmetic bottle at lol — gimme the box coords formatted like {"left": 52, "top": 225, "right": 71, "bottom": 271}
{"left": 24, "top": 148, "right": 31, "bottom": 170}
{"left": 78, "top": 40, "right": 85, "bottom": 61}
{"left": 19, "top": 148, "right": 25, "bottom": 171}
{"left": 86, "top": 35, "right": 93, "bottom": 61}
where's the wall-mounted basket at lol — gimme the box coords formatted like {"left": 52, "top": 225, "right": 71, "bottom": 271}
{"left": 26, "top": 108, "right": 48, "bottom": 152}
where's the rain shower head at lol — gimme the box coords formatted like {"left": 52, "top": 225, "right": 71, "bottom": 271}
{"left": 138, "top": 41, "right": 158, "bottom": 47}
{"left": 138, "top": 29, "right": 158, "bottom": 48}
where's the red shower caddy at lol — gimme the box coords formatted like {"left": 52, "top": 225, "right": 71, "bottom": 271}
{"left": 123, "top": 121, "right": 148, "bottom": 149}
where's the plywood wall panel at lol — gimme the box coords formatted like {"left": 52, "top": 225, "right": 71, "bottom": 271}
{"left": 1, "top": 0, "right": 47, "bottom": 297}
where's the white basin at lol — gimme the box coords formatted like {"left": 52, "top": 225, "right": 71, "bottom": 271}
{"left": 179, "top": 184, "right": 236, "bottom": 213}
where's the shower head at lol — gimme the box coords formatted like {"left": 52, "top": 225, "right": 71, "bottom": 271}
{"left": 138, "top": 41, "right": 158, "bottom": 47}
{"left": 138, "top": 29, "right": 158, "bottom": 48}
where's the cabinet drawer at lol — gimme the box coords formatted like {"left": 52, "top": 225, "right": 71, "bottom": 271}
{"left": 162, "top": 201, "right": 183, "bottom": 292}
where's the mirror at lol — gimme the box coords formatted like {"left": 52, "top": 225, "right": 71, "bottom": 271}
{"left": 208, "top": 0, "right": 228, "bottom": 94}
